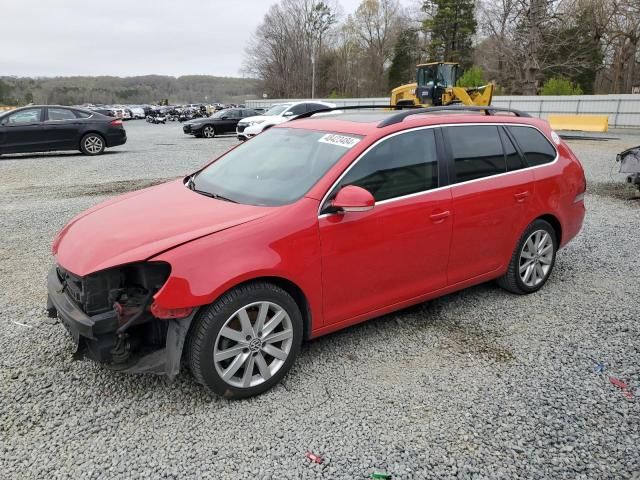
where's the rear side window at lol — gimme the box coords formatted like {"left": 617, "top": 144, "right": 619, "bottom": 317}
{"left": 48, "top": 108, "right": 76, "bottom": 121}
{"left": 508, "top": 126, "right": 556, "bottom": 166}
{"left": 500, "top": 128, "right": 526, "bottom": 171}
{"left": 339, "top": 129, "right": 439, "bottom": 202}
{"left": 306, "top": 103, "right": 328, "bottom": 113}
{"left": 447, "top": 126, "right": 506, "bottom": 183}
{"left": 73, "top": 110, "right": 92, "bottom": 119}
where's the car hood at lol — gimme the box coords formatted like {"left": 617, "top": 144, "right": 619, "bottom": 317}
{"left": 53, "top": 179, "right": 275, "bottom": 276}
{"left": 185, "top": 118, "right": 209, "bottom": 125}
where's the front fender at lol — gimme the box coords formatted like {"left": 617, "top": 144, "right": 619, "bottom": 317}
{"left": 150, "top": 197, "right": 324, "bottom": 328}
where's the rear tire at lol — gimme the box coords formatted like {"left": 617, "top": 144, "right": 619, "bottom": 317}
{"left": 186, "top": 282, "right": 303, "bottom": 399}
{"left": 202, "top": 125, "right": 216, "bottom": 138}
{"left": 497, "top": 219, "right": 557, "bottom": 294}
{"left": 80, "top": 133, "right": 105, "bottom": 155}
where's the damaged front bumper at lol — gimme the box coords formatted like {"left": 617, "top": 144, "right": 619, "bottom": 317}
{"left": 46, "top": 266, "right": 194, "bottom": 378}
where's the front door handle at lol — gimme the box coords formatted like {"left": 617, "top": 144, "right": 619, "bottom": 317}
{"left": 514, "top": 190, "right": 529, "bottom": 203}
{"left": 429, "top": 209, "right": 451, "bottom": 223}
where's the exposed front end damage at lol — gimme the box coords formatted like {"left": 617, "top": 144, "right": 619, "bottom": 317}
{"left": 617, "top": 146, "right": 640, "bottom": 192}
{"left": 46, "top": 262, "right": 195, "bottom": 378}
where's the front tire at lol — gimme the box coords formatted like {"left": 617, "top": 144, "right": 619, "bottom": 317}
{"left": 80, "top": 133, "right": 105, "bottom": 155}
{"left": 497, "top": 219, "right": 557, "bottom": 294}
{"left": 202, "top": 125, "right": 216, "bottom": 138}
{"left": 187, "top": 282, "right": 303, "bottom": 398}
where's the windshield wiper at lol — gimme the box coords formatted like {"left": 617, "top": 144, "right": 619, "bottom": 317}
{"left": 191, "top": 187, "right": 238, "bottom": 203}
{"left": 186, "top": 173, "right": 237, "bottom": 203}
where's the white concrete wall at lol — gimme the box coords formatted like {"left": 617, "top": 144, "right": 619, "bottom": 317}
{"left": 246, "top": 95, "right": 640, "bottom": 128}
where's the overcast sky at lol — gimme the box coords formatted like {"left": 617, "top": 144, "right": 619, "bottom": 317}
{"left": 1, "top": 0, "right": 413, "bottom": 78}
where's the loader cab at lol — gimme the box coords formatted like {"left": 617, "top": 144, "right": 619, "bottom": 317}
{"left": 416, "top": 62, "right": 460, "bottom": 106}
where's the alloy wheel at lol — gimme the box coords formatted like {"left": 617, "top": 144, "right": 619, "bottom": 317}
{"left": 519, "top": 229, "right": 554, "bottom": 287}
{"left": 213, "top": 301, "right": 294, "bottom": 388}
{"left": 203, "top": 126, "right": 215, "bottom": 138}
{"left": 84, "top": 135, "right": 103, "bottom": 154}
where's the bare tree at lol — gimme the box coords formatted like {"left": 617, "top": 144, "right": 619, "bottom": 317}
{"left": 353, "top": 0, "right": 404, "bottom": 95}
{"left": 243, "top": 0, "right": 339, "bottom": 98}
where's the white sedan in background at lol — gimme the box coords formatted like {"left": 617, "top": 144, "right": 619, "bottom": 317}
{"left": 236, "top": 101, "right": 335, "bottom": 140}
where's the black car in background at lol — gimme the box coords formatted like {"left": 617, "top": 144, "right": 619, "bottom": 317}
{"left": 182, "top": 108, "right": 259, "bottom": 138}
{"left": 0, "top": 106, "right": 126, "bottom": 156}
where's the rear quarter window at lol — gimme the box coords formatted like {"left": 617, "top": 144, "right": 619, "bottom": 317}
{"left": 446, "top": 125, "right": 506, "bottom": 183}
{"left": 73, "top": 110, "right": 92, "bottom": 119}
{"left": 508, "top": 126, "right": 556, "bottom": 166}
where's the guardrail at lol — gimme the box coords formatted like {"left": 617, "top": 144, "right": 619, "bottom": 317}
{"left": 246, "top": 95, "right": 640, "bottom": 128}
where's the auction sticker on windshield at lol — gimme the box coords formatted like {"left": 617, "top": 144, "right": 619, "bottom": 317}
{"left": 318, "top": 133, "right": 360, "bottom": 148}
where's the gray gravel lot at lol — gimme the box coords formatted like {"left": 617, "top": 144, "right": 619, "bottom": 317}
{"left": 1, "top": 121, "right": 639, "bottom": 479}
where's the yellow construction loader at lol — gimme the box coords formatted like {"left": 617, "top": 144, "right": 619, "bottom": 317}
{"left": 391, "top": 62, "right": 494, "bottom": 107}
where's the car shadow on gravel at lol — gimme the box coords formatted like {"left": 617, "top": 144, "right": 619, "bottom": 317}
{"left": 304, "top": 284, "right": 515, "bottom": 364}
{"left": 8, "top": 178, "right": 176, "bottom": 198}
{"left": 0, "top": 150, "right": 123, "bottom": 161}
{"left": 56, "top": 178, "right": 176, "bottom": 198}
{"left": 588, "top": 181, "right": 640, "bottom": 202}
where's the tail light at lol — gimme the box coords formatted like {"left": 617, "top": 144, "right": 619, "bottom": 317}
{"left": 110, "top": 119, "right": 123, "bottom": 127}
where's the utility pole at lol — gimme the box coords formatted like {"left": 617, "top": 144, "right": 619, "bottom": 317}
{"left": 311, "top": 45, "right": 316, "bottom": 99}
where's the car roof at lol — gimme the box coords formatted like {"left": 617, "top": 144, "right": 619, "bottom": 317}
{"left": 2, "top": 105, "right": 94, "bottom": 113}
{"left": 282, "top": 110, "right": 550, "bottom": 137}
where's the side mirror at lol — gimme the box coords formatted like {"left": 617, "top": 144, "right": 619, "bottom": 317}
{"left": 330, "top": 185, "right": 375, "bottom": 213}
{"left": 220, "top": 115, "right": 229, "bottom": 119}
{"left": 283, "top": 111, "right": 294, "bottom": 117}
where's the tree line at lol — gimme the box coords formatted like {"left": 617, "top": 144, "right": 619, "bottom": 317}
{"left": 0, "top": 75, "right": 261, "bottom": 106}
{"left": 243, "top": 0, "right": 640, "bottom": 98}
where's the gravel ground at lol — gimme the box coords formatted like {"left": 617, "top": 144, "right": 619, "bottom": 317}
{"left": 1, "top": 121, "right": 639, "bottom": 479}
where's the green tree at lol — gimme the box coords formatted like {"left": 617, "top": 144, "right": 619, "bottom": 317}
{"left": 388, "top": 28, "right": 419, "bottom": 88}
{"left": 457, "top": 66, "right": 485, "bottom": 87}
{"left": 541, "top": 7, "right": 603, "bottom": 94}
{"left": 541, "top": 77, "right": 583, "bottom": 95}
{"left": 422, "top": 0, "right": 476, "bottom": 68}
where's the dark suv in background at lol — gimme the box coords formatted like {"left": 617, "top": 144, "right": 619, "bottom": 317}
{"left": 0, "top": 106, "right": 126, "bottom": 156}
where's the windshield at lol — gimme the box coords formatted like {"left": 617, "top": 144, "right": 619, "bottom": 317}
{"left": 417, "top": 64, "right": 458, "bottom": 87}
{"left": 264, "top": 104, "right": 290, "bottom": 116}
{"left": 192, "top": 128, "right": 362, "bottom": 206}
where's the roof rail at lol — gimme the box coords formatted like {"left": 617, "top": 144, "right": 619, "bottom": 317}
{"left": 290, "top": 104, "right": 531, "bottom": 126}
{"left": 376, "top": 105, "right": 531, "bottom": 128}
{"left": 292, "top": 104, "right": 420, "bottom": 120}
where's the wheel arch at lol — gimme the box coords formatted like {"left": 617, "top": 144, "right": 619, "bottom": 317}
{"left": 536, "top": 213, "right": 562, "bottom": 246}
{"left": 181, "top": 275, "right": 313, "bottom": 341}
{"left": 234, "top": 276, "right": 312, "bottom": 340}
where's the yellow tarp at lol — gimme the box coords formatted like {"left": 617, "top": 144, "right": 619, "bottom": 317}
{"left": 548, "top": 114, "right": 609, "bottom": 132}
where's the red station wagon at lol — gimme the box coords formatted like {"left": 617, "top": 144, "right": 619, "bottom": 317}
{"left": 47, "top": 106, "right": 586, "bottom": 398}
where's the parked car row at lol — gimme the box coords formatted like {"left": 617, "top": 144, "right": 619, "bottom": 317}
{"left": 181, "top": 101, "right": 335, "bottom": 140}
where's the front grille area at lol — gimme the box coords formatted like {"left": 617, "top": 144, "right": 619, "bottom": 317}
{"left": 56, "top": 265, "right": 124, "bottom": 316}
{"left": 57, "top": 266, "right": 83, "bottom": 306}
{"left": 56, "top": 263, "right": 170, "bottom": 317}
{"left": 237, "top": 125, "right": 246, "bottom": 133}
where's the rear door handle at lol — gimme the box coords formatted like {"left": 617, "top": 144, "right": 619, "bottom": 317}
{"left": 514, "top": 191, "right": 529, "bottom": 203}
{"left": 429, "top": 210, "right": 451, "bottom": 223}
